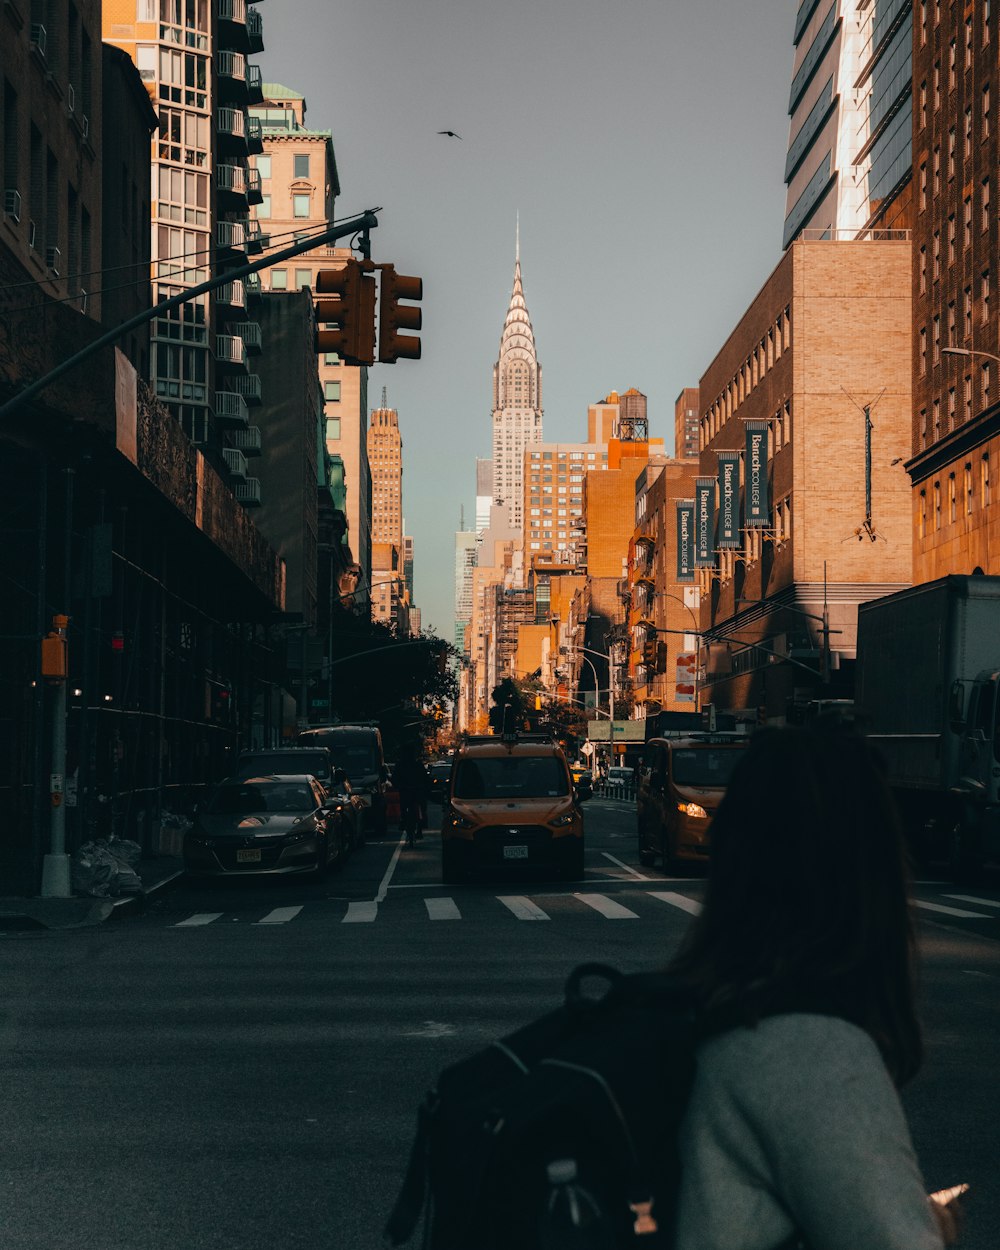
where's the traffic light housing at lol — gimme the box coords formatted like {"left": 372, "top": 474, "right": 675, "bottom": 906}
{"left": 377, "top": 264, "right": 422, "bottom": 362}
{"left": 314, "top": 259, "right": 376, "bottom": 366}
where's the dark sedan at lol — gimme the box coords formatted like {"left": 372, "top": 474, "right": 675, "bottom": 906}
{"left": 183, "top": 775, "right": 350, "bottom": 879}
{"left": 426, "top": 761, "right": 453, "bottom": 802}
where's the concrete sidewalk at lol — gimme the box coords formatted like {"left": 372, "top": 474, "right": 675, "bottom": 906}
{"left": 0, "top": 855, "right": 185, "bottom": 930}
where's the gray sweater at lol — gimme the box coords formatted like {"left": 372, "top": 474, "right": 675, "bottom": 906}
{"left": 674, "top": 1014, "right": 944, "bottom": 1250}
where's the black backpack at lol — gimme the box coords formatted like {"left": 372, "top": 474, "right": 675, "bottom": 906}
{"left": 384, "top": 962, "right": 704, "bottom": 1250}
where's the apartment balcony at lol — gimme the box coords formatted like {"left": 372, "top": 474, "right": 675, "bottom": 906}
{"left": 236, "top": 478, "right": 262, "bottom": 507}
{"left": 216, "top": 279, "right": 246, "bottom": 311}
{"left": 215, "top": 333, "right": 248, "bottom": 372}
{"left": 218, "top": 0, "right": 247, "bottom": 27}
{"left": 217, "top": 50, "right": 247, "bottom": 99}
{"left": 216, "top": 218, "right": 247, "bottom": 257}
{"left": 244, "top": 271, "right": 262, "bottom": 302}
{"left": 247, "top": 6, "right": 263, "bottom": 52}
{"left": 216, "top": 162, "right": 247, "bottom": 206}
{"left": 230, "top": 425, "right": 262, "bottom": 455}
{"left": 242, "top": 217, "right": 265, "bottom": 253}
{"left": 230, "top": 320, "right": 261, "bottom": 352}
{"left": 215, "top": 390, "right": 249, "bottom": 426}
{"left": 246, "top": 64, "right": 263, "bottom": 104}
{"left": 216, "top": 106, "right": 247, "bottom": 149}
{"left": 245, "top": 166, "right": 262, "bottom": 204}
{"left": 223, "top": 446, "right": 249, "bottom": 481}
{"left": 229, "top": 373, "right": 262, "bottom": 405}
{"left": 246, "top": 115, "right": 263, "bottom": 153}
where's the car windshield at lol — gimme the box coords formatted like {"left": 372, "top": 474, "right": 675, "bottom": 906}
{"left": 670, "top": 748, "right": 745, "bottom": 788}
{"left": 301, "top": 733, "right": 378, "bottom": 777}
{"left": 454, "top": 756, "right": 569, "bottom": 799}
{"left": 207, "top": 782, "right": 315, "bottom": 814}
{"left": 235, "top": 752, "right": 329, "bottom": 779}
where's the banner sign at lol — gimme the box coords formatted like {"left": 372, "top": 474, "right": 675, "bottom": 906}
{"left": 744, "top": 420, "right": 770, "bottom": 527}
{"left": 675, "top": 500, "right": 695, "bottom": 583}
{"left": 674, "top": 653, "right": 697, "bottom": 704}
{"left": 717, "top": 451, "right": 741, "bottom": 548}
{"left": 694, "top": 477, "right": 716, "bottom": 567}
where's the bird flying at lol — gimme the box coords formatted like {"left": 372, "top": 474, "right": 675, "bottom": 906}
{"left": 437, "top": 130, "right": 462, "bottom": 139}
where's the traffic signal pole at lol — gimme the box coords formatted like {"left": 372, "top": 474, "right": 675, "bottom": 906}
{"left": 0, "top": 210, "right": 381, "bottom": 421}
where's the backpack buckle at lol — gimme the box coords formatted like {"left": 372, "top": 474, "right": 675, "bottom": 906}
{"left": 629, "top": 1199, "right": 658, "bottom": 1236}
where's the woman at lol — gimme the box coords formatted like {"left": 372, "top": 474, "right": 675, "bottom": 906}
{"left": 669, "top": 725, "right": 962, "bottom": 1250}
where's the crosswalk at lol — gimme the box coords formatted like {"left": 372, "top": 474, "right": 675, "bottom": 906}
{"left": 165, "top": 888, "right": 1000, "bottom": 930}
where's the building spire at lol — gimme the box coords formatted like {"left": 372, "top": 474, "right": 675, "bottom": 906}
{"left": 516, "top": 211, "right": 520, "bottom": 264}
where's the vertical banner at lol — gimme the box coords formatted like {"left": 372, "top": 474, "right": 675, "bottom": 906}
{"left": 744, "top": 420, "right": 770, "bottom": 527}
{"left": 717, "top": 451, "right": 741, "bottom": 548}
{"left": 674, "top": 653, "right": 697, "bottom": 703}
{"left": 676, "top": 500, "right": 695, "bottom": 583}
{"left": 694, "top": 477, "right": 716, "bottom": 567}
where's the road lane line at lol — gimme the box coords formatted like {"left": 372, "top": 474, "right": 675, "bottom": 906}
{"left": 174, "top": 913, "right": 223, "bottom": 927}
{"left": 256, "top": 906, "right": 303, "bottom": 925}
{"left": 574, "top": 893, "right": 639, "bottom": 919}
{"left": 945, "top": 894, "right": 1000, "bottom": 908}
{"left": 374, "top": 835, "right": 406, "bottom": 903}
{"left": 425, "top": 897, "right": 461, "bottom": 921}
{"left": 343, "top": 901, "right": 378, "bottom": 923}
{"left": 600, "top": 852, "right": 650, "bottom": 881}
{"left": 497, "top": 895, "right": 550, "bottom": 921}
{"left": 913, "top": 899, "right": 988, "bottom": 919}
{"left": 647, "top": 891, "right": 703, "bottom": 916}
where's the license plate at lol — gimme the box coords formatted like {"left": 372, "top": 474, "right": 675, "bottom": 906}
{"left": 503, "top": 845, "right": 528, "bottom": 860}
{"left": 236, "top": 848, "right": 262, "bottom": 863}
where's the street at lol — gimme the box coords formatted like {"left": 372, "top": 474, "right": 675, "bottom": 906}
{"left": 2, "top": 797, "right": 998, "bottom": 1250}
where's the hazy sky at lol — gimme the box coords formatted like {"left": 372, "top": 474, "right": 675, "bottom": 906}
{"left": 258, "top": 1, "right": 795, "bottom": 636}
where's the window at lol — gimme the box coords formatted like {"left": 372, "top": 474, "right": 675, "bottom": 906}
{"left": 919, "top": 328, "right": 927, "bottom": 376}
{"left": 294, "top": 154, "right": 310, "bottom": 178}
{"left": 270, "top": 268, "right": 287, "bottom": 289}
{"left": 933, "top": 62, "right": 941, "bottom": 109}
{"left": 256, "top": 155, "right": 271, "bottom": 179}
{"left": 949, "top": 474, "right": 957, "bottom": 523}
{"left": 983, "top": 363, "right": 991, "bottom": 409}
{"left": 965, "top": 286, "right": 972, "bottom": 338}
{"left": 933, "top": 314, "right": 940, "bottom": 363}
{"left": 324, "top": 351, "right": 339, "bottom": 365}
{"left": 933, "top": 145, "right": 941, "bottom": 195}
{"left": 258, "top": 194, "right": 271, "bottom": 219}
{"left": 948, "top": 127, "right": 956, "bottom": 178}
{"left": 965, "top": 373, "right": 973, "bottom": 421}
{"left": 293, "top": 193, "right": 310, "bottom": 218}
{"left": 931, "top": 400, "right": 940, "bottom": 442}
{"left": 983, "top": 454, "right": 991, "bottom": 506}
{"left": 324, "top": 380, "right": 341, "bottom": 402}
{"left": 949, "top": 39, "right": 956, "bottom": 89}
{"left": 964, "top": 198, "right": 972, "bottom": 249}
{"left": 919, "top": 82, "right": 928, "bottom": 130}
{"left": 948, "top": 387, "right": 957, "bottom": 428}
{"left": 919, "top": 490, "right": 927, "bottom": 539}
{"left": 947, "top": 302, "right": 955, "bottom": 344}
{"left": 295, "top": 268, "right": 311, "bottom": 289}
{"left": 933, "top": 231, "right": 941, "bottom": 279}
{"left": 326, "top": 417, "right": 341, "bottom": 440}
{"left": 983, "top": 269, "right": 991, "bottom": 321}
{"left": 983, "top": 179, "right": 991, "bottom": 231}
{"left": 965, "top": 107, "right": 973, "bottom": 157}
{"left": 948, "top": 214, "right": 956, "bottom": 263}
{"left": 966, "top": 463, "right": 975, "bottom": 514}
{"left": 920, "top": 163, "right": 928, "bottom": 210}
{"left": 934, "top": 481, "right": 942, "bottom": 529}
{"left": 984, "top": 86, "right": 991, "bottom": 139}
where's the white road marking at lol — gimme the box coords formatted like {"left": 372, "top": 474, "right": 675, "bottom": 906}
{"left": 375, "top": 835, "right": 406, "bottom": 903}
{"left": 913, "top": 899, "right": 988, "bottom": 919}
{"left": 647, "top": 891, "right": 703, "bottom": 916}
{"left": 945, "top": 894, "right": 1000, "bottom": 908}
{"left": 174, "top": 913, "right": 223, "bottom": 927}
{"left": 574, "top": 893, "right": 639, "bottom": 919}
{"left": 256, "top": 906, "right": 303, "bottom": 925}
{"left": 600, "top": 851, "right": 650, "bottom": 881}
{"left": 403, "top": 1021, "right": 456, "bottom": 1038}
{"left": 497, "top": 895, "right": 550, "bottom": 920}
{"left": 343, "top": 900, "right": 378, "bottom": 923}
{"left": 425, "top": 897, "right": 461, "bottom": 921}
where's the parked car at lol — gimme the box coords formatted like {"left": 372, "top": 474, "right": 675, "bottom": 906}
{"left": 298, "top": 724, "right": 389, "bottom": 836}
{"left": 183, "top": 775, "right": 350, "bottom": 879}
{"left": 441, "top": 734, "right": 587, "bottom": 882}
{"left": 636, "top": 736, "right": 747, "bottom": 870}
{"left": 426, "top": 761, "right": 453, "bottom": 803}
{"left": 231, "top": 748, "right": 365, "bottom": 850}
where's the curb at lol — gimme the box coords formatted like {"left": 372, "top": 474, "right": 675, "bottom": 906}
{"left": 109, "top": 868, "right": 186, "bottom": 920}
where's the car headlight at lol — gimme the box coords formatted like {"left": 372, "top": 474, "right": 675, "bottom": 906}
{"left": 551, "top": 812, "right": 576, "bottom": 827}
{"left": 677, "top": 802, "right": 708, "bottom": 819}
{"left": 448, "top": 811, "right": 476, "bottom": 831}
{"left": 283, "top": 829, "right": 316, "bottom": 844}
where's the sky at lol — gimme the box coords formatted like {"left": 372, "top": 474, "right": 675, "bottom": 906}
{"left": 258, "top": 1, "right": 796, "bottom": 637}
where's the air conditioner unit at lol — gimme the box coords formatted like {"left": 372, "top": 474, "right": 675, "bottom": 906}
{"left": 27, "top": 219, "right": 37, "bottom": 249}
{"left": 4, "top": 188, "right": 21, "bottom": 222}
{"left": 46, "top": 245, "right": 61, "bottom": 275}
{"left": 67, "top": 83, "right": 75, "bottom": 113}
{"left": 80, "top": 113, "right": 89, "bottom": 139}
{"left": 30, "top": 22, "right": 46, "bottom": 56}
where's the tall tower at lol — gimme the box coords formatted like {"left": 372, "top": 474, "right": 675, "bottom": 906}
{"left": 492, "top": 225, "right": 543, "bottom": 532}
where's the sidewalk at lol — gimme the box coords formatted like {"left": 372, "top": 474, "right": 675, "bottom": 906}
{"left": 0, "top": 855, "right": 184, "bottom": 930}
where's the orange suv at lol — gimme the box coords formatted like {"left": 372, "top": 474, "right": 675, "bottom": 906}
{"left": 442, "top": 735, "right": 586, "bottom": 882}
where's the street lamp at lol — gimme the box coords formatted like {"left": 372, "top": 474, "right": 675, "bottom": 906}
{"left": 561, "top": 644, "right": 614, "bottom": 723}
{"left": 659, "top": 591, "right": 701, "bottom": 706}
{"left": 942, "top": 346, "right": 1000, "bottom": 365}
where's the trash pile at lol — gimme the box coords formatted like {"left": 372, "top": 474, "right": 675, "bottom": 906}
{"left": 70, "top": 837, "right": 144, "bottom": 898}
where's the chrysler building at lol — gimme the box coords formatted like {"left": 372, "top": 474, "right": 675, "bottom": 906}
{"left": 492, "top": 231, "right": 543, "bottom": 531}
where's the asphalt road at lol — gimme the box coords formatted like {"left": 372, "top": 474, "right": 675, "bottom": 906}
{"left": 2, "top": 798, "right": 998, "bottom": 1249}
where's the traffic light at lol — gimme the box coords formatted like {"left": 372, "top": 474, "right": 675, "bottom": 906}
{"left": 377, "top": 264, "right": 422, "bottom": 362}
{"left": 314, "top": 259, "right": 376, "bottom": 365}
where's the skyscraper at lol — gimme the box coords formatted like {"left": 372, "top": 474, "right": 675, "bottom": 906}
{"left": 492, "top": 230, "right": 542, "bottom": 532}
{"left": 368, "top": 405, "right": 405, "bottom": 626}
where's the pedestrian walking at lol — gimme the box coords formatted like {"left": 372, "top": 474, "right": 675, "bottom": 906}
{"left": 668, "top": 724, "right": 965, "bottom": 1250}
{"left": 393, "top": 746, "right": 428, "bottom": 848}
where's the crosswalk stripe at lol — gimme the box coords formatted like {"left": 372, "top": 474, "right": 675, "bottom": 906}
{"left": 174, "top": 913, "right": 223, "bottom": 927}
{"left": 425, "top": 897, "right": 461, "bottom": 921}
{"left": 256, "top": 906, "right": 303, "bottom": 925}
{"left": 574, "top": 893, "right": 639, "bottom": 919}
{"left": 647, "top": 891, "right": 702, "bottom": 916}
{"left": 343, "top": 901, "right": 378, "bottom": 923}
{"left": 497, "top": 895, "right": 550, "bottom": 921}
{"left": 914, "top": 899, "right": 988, "bottom": 919}
{"left": 945, "top": 894, "right": 1000, "bottom": 909}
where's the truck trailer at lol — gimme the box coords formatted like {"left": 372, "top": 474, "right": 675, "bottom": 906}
{"left": 855, "top": 574, "right": 1000, "bottom": 878}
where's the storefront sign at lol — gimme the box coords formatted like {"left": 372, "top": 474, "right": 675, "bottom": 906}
{"left": 717, "top": 451, "right": 741, "bottom": 548}
{"left": 744, "top": 420, "right": 770, "bottom": 527}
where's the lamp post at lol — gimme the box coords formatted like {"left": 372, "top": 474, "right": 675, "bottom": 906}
{"left": 659, "top": 591, "right": 701, "bottom": 707}
{"left": 942, "top": 346, "right": 1000, "bottom": 365}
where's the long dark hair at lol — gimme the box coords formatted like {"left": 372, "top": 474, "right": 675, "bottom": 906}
{"left": 668, "top": 724, "right": 922, "bottom": 1085}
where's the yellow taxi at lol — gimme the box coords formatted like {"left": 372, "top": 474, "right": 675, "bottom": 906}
{"left": 442, "top": 734, "right": 586, "bottom": 882}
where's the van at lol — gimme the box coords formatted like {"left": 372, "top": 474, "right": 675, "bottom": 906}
{"left": 636, "top": 735, "right": 748, "bottom": 869}
{"left": 297, "top": 724, "right": 389, "bottom": 835}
